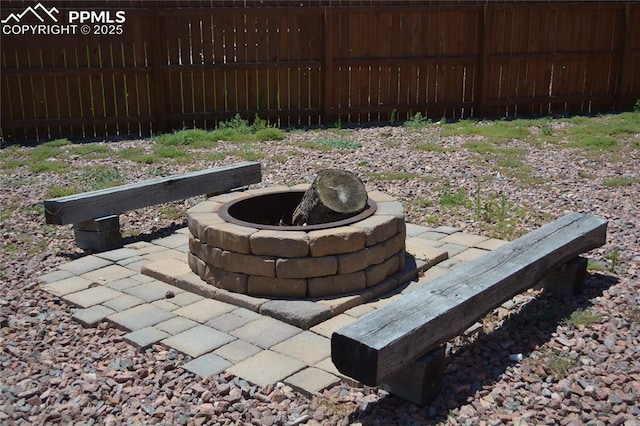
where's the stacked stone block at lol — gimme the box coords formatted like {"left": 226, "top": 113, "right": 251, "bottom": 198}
{"left": 187, "top": 188, "right": 406, "bottom": 298}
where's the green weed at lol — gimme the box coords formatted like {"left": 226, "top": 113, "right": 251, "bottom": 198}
{"left": 255, "top": 127, "right": 285, "bottom": 141}
{"left": 80, "top": 166, "right": 124, "bottom": 190}
{"left": 570, "top": 136, "right": 618, "bottom": 151}
{"left": 69, "top": 143, "right": 112, "bottom": 158}
{"left": 42, "top": 138, "right": 71, "bottom": 147}
{"left": 546, "top": 355, "right": 578, "bottom": 379}
{"left": 368, "top": 171, "right": 417, "bottom": 181}
{"left": 45, "top": 185, "right": 78, "bottom": 198}
{"left": 29, "top": 161, "right": 69, "bottom": 173}
{"left": 314, "top": 136, "right": 361, "bottom": 150}
{"left": 561, "top": 308, "right": 602, "bottom": 327}
{"left": 603, "top": 176, "right": 640, "bottom": 187}
{"left": 118, "top": 148, "right": 158, "bottom": 164}
{"left": 438, "top": 184, "right": 467, "bottom": 207}
{"left": 414, "top": 142, "right": 456, "bottom": 152}
{"left": 153, "top": 145, "right": 188, "bottom": 159}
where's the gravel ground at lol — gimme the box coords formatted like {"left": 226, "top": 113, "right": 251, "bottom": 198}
{"left": 1, "top": 121, "right": 639, "bottom": 425}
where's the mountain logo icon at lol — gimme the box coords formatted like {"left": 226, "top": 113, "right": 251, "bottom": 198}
{"left": 1, "top": 3, "right": 60, "bottom": 24}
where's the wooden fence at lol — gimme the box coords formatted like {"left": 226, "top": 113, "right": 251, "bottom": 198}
{"left": 1, "top": 1, "right": 638, "bottom": 142}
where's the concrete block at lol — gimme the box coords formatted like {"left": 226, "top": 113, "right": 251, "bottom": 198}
{"left": 250, "top": 230, "right": 309, "bottom": 257}
{"left": 141, "top": 258, "right": 192, "bottom": 286}
{"left": 247, "top": 276, "right": 307, "bottom": 298}
{"left": 206, "top": 266, "right": 249, "bottom": 293}
{"left": 374, "top": 201, "right": 404, "bottom": 219}
{"left": 308, "top": 271, "right": 366, "bottom": 298}
{"left": 364, "top": 255, "right": 399, "bottom": 287}
{"left": 221, "top": 251, "right": 276, "bottom": 277}
{"left": 73, "top": 215, "right": 122, "bottom": 252}
{"left": 123, "top": 280, "right": 184, "bottom": 303}
{"left": 310, "top": 314, "right": 356, "bottom": 339}
{"left": 58, "top": 255, "right": 113, "bottom": 275}
{"left": 337, "top": 245, "right": 386, "bottom": 275}
{"left": 204, "top": 222, "right": 257, "bottom": 254}
{"left": 308, "top": 226, "right": 365, "bottom": 257}
{"left": 352, "top": 215, "right": 399, "bottom": 246}
{"left": 188, "top": 212, "right": 225, "bottom": 241}
{"left": 186, "top": 200, "right": 222, "bottom": 215}
{"left": 102, "top": 294, "right": 145, "bottom": 312}
{"left": 155, "top": 316, "right": 199, "bottom": 335}
{"left": 205, "top": 312, "right": 254, "bottom": 332}
{"left": 276, "top": 256, "right": 337, "bottom": 279}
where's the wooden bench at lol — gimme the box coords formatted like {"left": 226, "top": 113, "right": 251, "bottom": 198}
{"left": 44, "top": 161, "right": 262, "bottom": 251}
{"left": 331, "top": 212, "right": 608, "bottom": 404}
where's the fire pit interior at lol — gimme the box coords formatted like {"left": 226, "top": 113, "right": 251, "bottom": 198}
{"left": 187, "top": 186, "right": 407, "bottom": 299}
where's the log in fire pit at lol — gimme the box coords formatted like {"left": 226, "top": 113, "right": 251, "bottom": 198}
{"left": 187, "top": 175, "right": 406, "bottom": 299}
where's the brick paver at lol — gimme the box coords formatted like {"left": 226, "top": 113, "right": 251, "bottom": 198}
{"left": 39, "top": 220, "right": 499, "bottom": 397}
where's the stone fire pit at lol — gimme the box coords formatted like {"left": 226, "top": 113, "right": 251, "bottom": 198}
{"left": 187, "top": 185, "right": 406, "bottom": 298}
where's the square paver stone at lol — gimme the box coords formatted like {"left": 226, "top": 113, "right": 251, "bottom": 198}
{"left": 39, "top": 270, "right": 73, "bottom": 284}
{"left": 106, "top": 277, "right": 144, "bottom": 291}
{"left": 82, "top": 264, "right": 136, "bottom": 284}
{"left": 72, "top": 305, "right": 116, "bottom": 327}
{"left": 107, "top": 304, "right": 176, "bottom": 331}
{"left": 270, "top": 331, "right": 331, "bottom": 365}
{"left": 231, "top": 316, "right": 302, "bottom": 349}
{"left": 169, "top": 292, "right": 204, "bottom": 307}
{"left": 102, "top": 294, "right": 146, "bottom": 312}
{"left": 123, "top": 281, "right": 184, "bottom": 303}
{"left": 310, "top": 314, "right": 356, "bottom": 339}
{"left": 441, "top": 232, "right": 489, "bottom": 247}
{"left": 41, "top": 276, "right": 93, "bottom": 297}
{"left": 172, "top": 299, "right": 236, "bottom": 323}
{"left": 58, "top": 256, "right": 113, "bottom": 275}
{"left": 124, "top": 327, "right": 170, "bottom": 348}
{"left": 205, "top": 312, "right": 254, "bottom": 332}
{"left": 285, "top": 367, "right": 341, "bottom": 396}
{"left": 97, "top": 248, "right": 141, "bottom": 262}
{"left": 155, "top": 317, "right": 200, "bottom": 335}
{"left": 154, "top": 233, "right": 188, "bottom": 249}
{"left": 214, "top": 340, "right": 262, "bottom": 364}
{"left": 62, "top": 286, "right": 123, "bottom": 308}
{"left": 161, "top": 325, "right": 235, "bottom": 358}
{"left": 226, "top": 350, "right": 306, "bottom": 387}
{"left": 182, "top": 353, "right": 232, "bottom": 377}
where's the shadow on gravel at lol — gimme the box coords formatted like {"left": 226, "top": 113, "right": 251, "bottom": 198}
{"left": 348, "top": 272, "right": 619, "bottom": 425}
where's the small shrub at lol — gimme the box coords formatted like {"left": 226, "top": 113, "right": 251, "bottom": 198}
{"left": 404, "top": 112, "right": 430, "bottom": 128}
{"left": 80, "top": 166, "right": 125, "bottom": 190}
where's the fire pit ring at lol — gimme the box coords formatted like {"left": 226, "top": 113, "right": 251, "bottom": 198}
{"left": 187, "top": 185, "right": 406, "bottom": 299}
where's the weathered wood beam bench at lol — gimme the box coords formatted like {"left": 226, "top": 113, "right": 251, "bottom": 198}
{"left": 44, "top": 161, "right": 262, "bottom": 251}
{"left": 331, "top": 212, "right": 608, "bottom": 404}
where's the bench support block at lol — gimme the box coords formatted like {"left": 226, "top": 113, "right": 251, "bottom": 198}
{"left": 537, "top": 256, "right": 587, "bottom": 297}
{"left": 379, "top": 346, "right": 446, "bottom": 405}
{"left": 73, "top": 215, "right": 123, "bottom": 252}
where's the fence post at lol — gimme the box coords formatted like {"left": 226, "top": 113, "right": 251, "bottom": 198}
{"left": 322, "top": 7, "right": 335, "bottom": 125}
{"left": 477, "top": 3, "right": 491, "bottom": 118}
{"left": 150, "top": 2, "right": 167, "bottom": 135}
{"left": 615, "top": 2, "right": 632, "bottom": 110}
